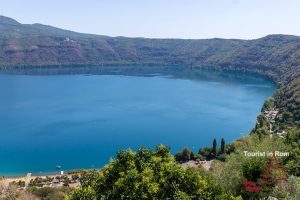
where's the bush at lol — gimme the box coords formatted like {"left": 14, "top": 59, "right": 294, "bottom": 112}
{"left": 30, "top": 187, "right": 72, "bottom": 200}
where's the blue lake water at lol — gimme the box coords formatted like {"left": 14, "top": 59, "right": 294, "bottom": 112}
{"left": 0, "top": 68, "right": 275, "bottom": 176}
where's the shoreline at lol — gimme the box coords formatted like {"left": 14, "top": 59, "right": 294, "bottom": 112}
{"left": 0, "top": 168, "right": 96, "bottom": 179}
{"left": 0, "top": 173, "right": 81, "bottom": 189}
{"left": 1, "top": 171, "right": 60, "bottom": 179}
{"left": 1, "top": 161, "right": 213, "bottom": 186}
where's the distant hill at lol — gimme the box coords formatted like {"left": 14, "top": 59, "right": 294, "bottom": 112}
{"left": 0, "top": 16, "right": 300, "bottom": 127}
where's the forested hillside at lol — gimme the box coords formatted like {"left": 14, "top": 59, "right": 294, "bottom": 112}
{"left": 1, "top": 16, "right": 299, "bottom": 78}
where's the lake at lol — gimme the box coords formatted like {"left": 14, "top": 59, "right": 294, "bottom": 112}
{"left": 0, "top": 67, "right": 275, "bottom": 176}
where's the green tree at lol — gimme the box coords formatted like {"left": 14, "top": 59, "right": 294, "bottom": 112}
{"left": 175, "top": 147, "right": 193, "bottom": 162}
{"left": 182, "top": 147, "right": 191, "bottom": 162}
{"left": 212, "top": 138, "right": 217, "bottom": 158}
{"left": 284, "top": 129, "right": 300, "bottom": 176}
{"left": 67, "top": 187, "right": 96, "bottom": 200}
{"left": 190, "top": 151, "right": 195, "bottom": 160}
{"left": 255, "top": 115, "right": 268, "bottom": 129}
{"left": 62, "top": 176, "right": 71, "bottom": 187}
{"left": 281, "top": 111, "right": 294, "bottom": 125}
{"left": 79, "top": 170, "right": 99, "bottom": 188}
{"left": 221, "top": 138, "right": 225, "bottom": 154}
{"left": 262, "top": 97, "right": 274, "bottom": 111}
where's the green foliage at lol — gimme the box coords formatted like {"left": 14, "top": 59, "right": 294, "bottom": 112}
{"left": 198, "top": 138, "right": 232, "bottom": 161}
{"left": 252, "top": 125, "right": 269, "bottom": 137}
{"left": 221, "top": 138, "right": 225, "bottom": 154}
{"left": 198, "top": 147, "right": 213, "bottom": 160}
{"left": 225, "top": 143, "right": 236, "bottom": 155}
{"left": 271, "top": 176, "right": 300, "bottom": 200}
{"left": 67, "top": 187, "right": 96, "bottom": 200}
{"left": 284, "top": 129, "right": 300, "bottom": 176}
{"left": 212, "top": 138, "right": 217, "bottom": 158}
{"left": 255, "top": 115, "right": 268, "bottom": 129}
{"left": 29, "top": 187, "right": 72, "bottom": 200}
{"left": 62, "top": 176, "right": 71, "bottom": 187}
{"left": 276, "top": 77, "right": 300, "bottom": 128}
{"left": 68, "top": 145, "right": 235, "bottom": 200}
{"left": 281, "top": 111, "right": 294, "bottom": 125}
{"left": 79, "top": 170, "right": 100, "bottom": 188}
{"left": 242, "top": 158, "right": 266, "bottom": 182}
{"left": 262, "top": 97, "right": 275, "bottom": 111}
{"left": 210, "top": 134, "right": 288, "bottom": 196}
{"left": 173, "top": 191, "right": 192, "bottom": 200}
{"left": 9, "top": 180, "right": 25, "bottom": 188}
{"left": 175, "top": 147, "right": 192, "bottom": 163}
{"left": 71, "top": 174, "right": 79, "bottom": 181}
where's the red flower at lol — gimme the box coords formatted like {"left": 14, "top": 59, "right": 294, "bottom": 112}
{"left": 243, "top": 180, "right": 261, "bottom": 193}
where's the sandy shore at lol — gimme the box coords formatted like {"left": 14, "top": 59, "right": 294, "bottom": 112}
{"left": 0, "top": 173, "right": 80, "bottom": 188}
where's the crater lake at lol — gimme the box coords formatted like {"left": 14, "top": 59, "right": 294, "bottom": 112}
{"left": 0, "top": 67, "right": 275, "bottom": 176}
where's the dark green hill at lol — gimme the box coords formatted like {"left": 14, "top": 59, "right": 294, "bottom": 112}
{"left": 0, "top": 16, "right": 299, "bottom": 127}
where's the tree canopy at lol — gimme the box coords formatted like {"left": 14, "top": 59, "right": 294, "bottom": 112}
{"left": 67, "top": 145, "right": 241, "bottom": 200}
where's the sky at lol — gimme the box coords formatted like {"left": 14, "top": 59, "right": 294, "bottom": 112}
{"left": 0, "top": 0, "right": 299, "bottom": 39}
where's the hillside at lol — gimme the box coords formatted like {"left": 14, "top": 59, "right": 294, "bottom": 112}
{"left": 0, "top": 16, "right": 300, "bottom": 128}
